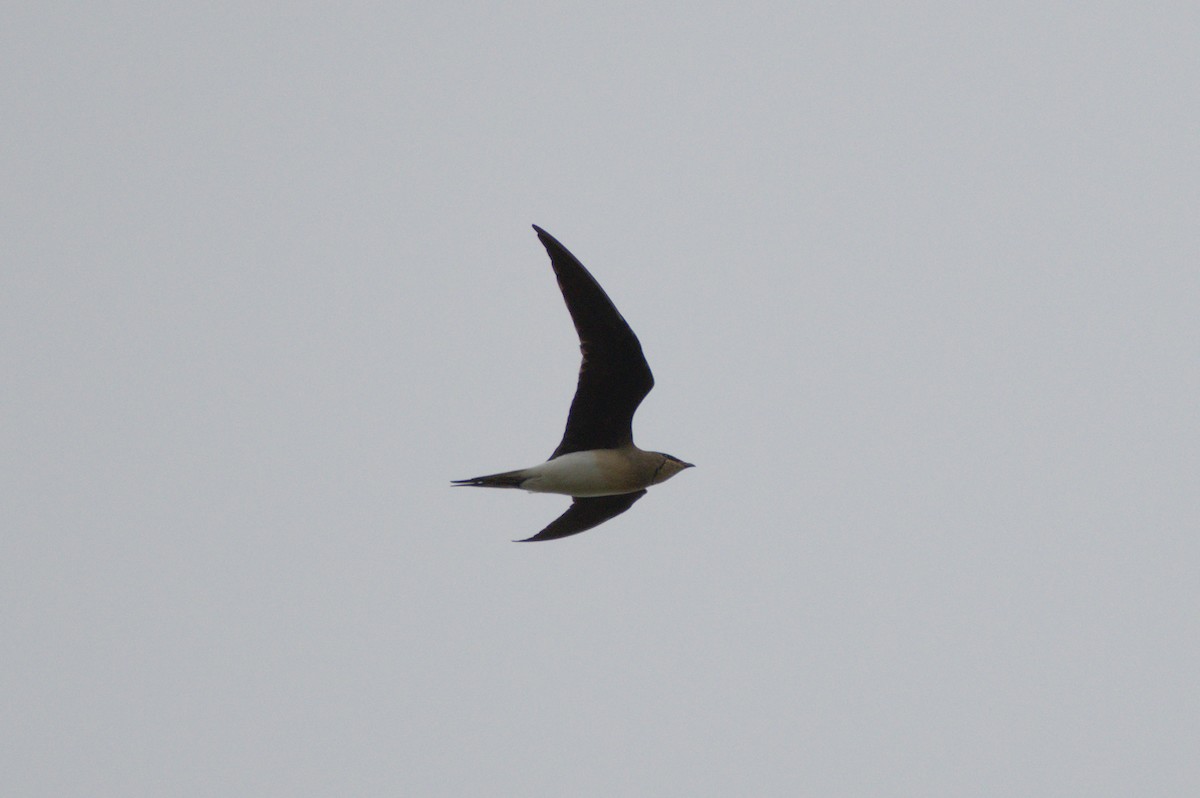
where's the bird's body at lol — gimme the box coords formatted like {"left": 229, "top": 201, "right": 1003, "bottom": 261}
{"left": 454, "top": 225, "right": 692, "bottom": 542}
{"left": 456, "top": 447, "right": 688, "bottom": 498}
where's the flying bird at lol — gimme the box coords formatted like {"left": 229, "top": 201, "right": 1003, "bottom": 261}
{"left": 454, "top": 225, "right": 693, "bottom": 542}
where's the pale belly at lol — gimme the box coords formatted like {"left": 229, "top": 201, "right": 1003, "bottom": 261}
{"left": 519, "top": 450, "right": 649, "bottom": 497}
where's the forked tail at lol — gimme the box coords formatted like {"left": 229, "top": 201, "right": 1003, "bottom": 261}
{"left": 451, "top": 469, "right": 528, "bottom": 489}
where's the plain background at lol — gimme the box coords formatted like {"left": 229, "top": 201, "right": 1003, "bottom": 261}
{"left": 4, "top": 3, "right": 1198, "bottom": 796}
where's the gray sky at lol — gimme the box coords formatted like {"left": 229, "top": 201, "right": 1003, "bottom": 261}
{"left": 4, "top": 2, "right": 1198, "bottom": 796}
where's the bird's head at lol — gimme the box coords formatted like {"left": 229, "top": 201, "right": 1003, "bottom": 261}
{"left": 650, "top": 453, "right": 695, "bottom": 485}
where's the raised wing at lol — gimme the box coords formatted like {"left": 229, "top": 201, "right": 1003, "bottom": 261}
{"left": 515, "top": 490, "right": 647, "bottom": 542}
{"left": 533, "top": 226, "right": 654, "bottom": 459}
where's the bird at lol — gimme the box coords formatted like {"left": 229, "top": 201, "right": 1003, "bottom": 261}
{"left": 453, "top": 225, "right": 693, "bottom": 542}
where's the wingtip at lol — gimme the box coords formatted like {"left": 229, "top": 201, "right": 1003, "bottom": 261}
{"left": 513, "top": 532, "right": 550, "bottom": 542}
{"left": 513, "top": 529, "right": 561, "bottom": 543}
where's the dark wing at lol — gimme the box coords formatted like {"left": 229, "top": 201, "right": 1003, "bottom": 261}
{"left": 515, "top": 490, "right": 647, "bottom": 542}
{"left": 533, "top": 225, "right": 654, "bottom": 459}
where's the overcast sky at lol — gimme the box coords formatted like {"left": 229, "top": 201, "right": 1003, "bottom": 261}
{"left": 4, "top": 3, "right": 1198, "bottom": 796}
